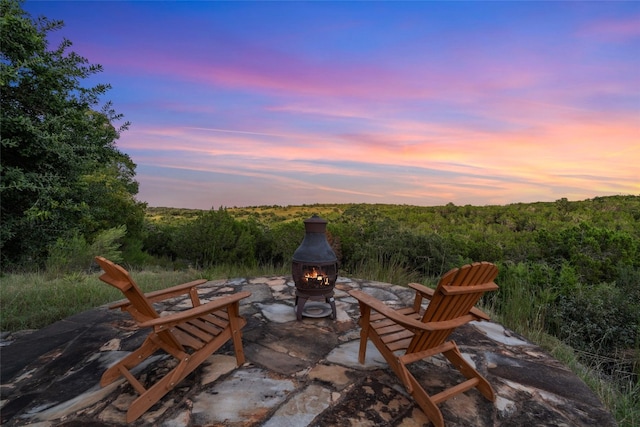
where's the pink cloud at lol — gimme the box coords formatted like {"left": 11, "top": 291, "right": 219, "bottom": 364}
{"left": 579, "top": 16, "right": 640, "bottom": 40}
{"left": 122, "top": 108, "right": 639, "bottom": 205}
{"left": 97, "top": 40, "right": 552, "bottom": 106}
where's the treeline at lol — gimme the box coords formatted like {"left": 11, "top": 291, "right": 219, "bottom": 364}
{"left": 144, "top": 197, "right": 640, "bottom": 283}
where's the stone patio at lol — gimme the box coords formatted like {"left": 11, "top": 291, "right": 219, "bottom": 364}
{"left": 0, "top": 276, "right": 617, "bottom": 426}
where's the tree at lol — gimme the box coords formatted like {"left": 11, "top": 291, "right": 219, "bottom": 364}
{"left": 170, "top": 208, "right": 258, "bottom": 267}
{"left": 0, "top": 0, "right": 143, "bottom": 268}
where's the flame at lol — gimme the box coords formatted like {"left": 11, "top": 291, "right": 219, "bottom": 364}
{"left": 303, "top": 267, "right": 329, "bottom": 286}
{"left": 305, "top": 267, "right": 320, "bottom": 279}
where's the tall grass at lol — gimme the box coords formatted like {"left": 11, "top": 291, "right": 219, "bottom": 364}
{"left": 522, "top": 329, "right": 640, "bottom": 427}
{"left": 0, "top": 267, "right": 204, "bottom": 331}
{"left": 0, "top": 263, "right": 293, "bottom": 332}
{"left": 203, "top": 262, "right": 289, "bottom": 280}
{"left": 348, "top": 253, "right": 421, "bottom": 285}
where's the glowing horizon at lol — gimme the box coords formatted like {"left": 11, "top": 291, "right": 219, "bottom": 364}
{"left": 24, "top": 1, "right": 639, "bottom": 209}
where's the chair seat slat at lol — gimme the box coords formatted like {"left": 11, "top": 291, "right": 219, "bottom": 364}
{"left": 172, "top": 326, "right": 206, "bottom": 350}
{"left": 189, "top": 317, "right": 225, "bottom": 336}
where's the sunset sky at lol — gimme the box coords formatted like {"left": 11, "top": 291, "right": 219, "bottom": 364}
{"left": 25, "top": 1, "right": 640, "bottom": 209}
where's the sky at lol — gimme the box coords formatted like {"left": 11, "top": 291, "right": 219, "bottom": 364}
{"left": 24, "top": 1, "right": 640, "bottom": 209}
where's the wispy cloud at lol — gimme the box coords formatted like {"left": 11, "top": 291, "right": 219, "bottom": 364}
{"left": 26, "top": 1, "right": 640, "bottom": 208}
{"left": 578, "top": 15, "right": 640, "bottom": 40}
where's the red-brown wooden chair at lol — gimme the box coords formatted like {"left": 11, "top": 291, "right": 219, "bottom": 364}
{"left": 94, "top": 256, "right": 251, "bottom": 422}
{"left": 349, "top": 262, "right": 499, "bottom": 427}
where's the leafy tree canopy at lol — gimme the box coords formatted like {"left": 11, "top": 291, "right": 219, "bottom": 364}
{"left": 1, "top": 0, "right": 144, "bottom": 269}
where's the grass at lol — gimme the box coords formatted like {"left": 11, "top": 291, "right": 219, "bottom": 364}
{"left": 347, "top": 254, "right": 422, "bottom": 286}
{"left": 1, "top": 267, "right": 205, "bottom": 331}
{"left": 0, "top": 263, "right": 291, "bottom": 332}
{"left": 521, "top": 329, "right": 640, "bottom": 427}
{"left": 203, "top": 262, "right": 289, "bottom": 280}
{"left": 1, "top": 264, "right": 637, "bottom": 426}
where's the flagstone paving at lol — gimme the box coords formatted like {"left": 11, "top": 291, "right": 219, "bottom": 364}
{"left": 1, "top": 276, "right": 617, "bottom": 426}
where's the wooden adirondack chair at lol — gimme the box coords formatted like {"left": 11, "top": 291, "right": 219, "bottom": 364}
{"left": 94, "top": 256, "right": 251, "bottom": 423}
{"left": 349, "top": 262, "right": 499, "bottom": 427}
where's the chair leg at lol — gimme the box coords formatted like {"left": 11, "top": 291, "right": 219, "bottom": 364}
{"left": 442, "top": 344, "right": 495, "bottom": 401}
{"left": 125, "top": 353, "right": 199, "bottom": 422}
{"left": 228, "top": 305, "right": 246, "bottom": 366}
{"left": 101, "top": 337, "right": 159, "bottom": 386}
{"left": 126, "top": 330, "right": 240, "bottom": 422}
{"left": 358, "top": 329, "right": 369, "bottom": 364}
{"left": 396, "top": 342, "right": 495, "bottom": 427}
{"left": 357, "top": 304, "right": 371, "bottom": 364}
{"left": 401, "top": 364, "right": 445, "bottom": 427}
{"left": 127, "top": 390, "right": 162, "bottom": 423}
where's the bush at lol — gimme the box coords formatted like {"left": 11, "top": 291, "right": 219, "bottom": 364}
{"left": 488, "top": 261, "right": 559, "bottom": 333}
{"left": 46, "top": 231, "right": 91, "bottom": 276}
{"left": 169, "top": 208, "right": 259, "bottom": 267}
{"left": 45, "top": 226, "right": 126, "bottom": 276}
{"left": 548, "top": 282, "right": 639, "bottom": 357}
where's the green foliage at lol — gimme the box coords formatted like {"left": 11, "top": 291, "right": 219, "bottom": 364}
{"left": 487, "top": 261, "right": 559, "bottom": 333}
{"left": 45, "top": 226, "right": 127, "bottom": 275}
{"left": 0, "top": 268, "right": 204, "bottom": 331}
{"left": 536, "top": 222, "right": 639, "bottom": 282}
{"left": 549, "top": 282, "right": 639, "bottom": 355}
{"left": 145, "top": 197, "right": 640, "bottom": 378}
{"left": 0, "top": 0, "right": 143, "bottom": 269}
{"left": 350, "top": 252, "right": 421, "bottom": 285}
{"left": 169, "top": 207, "right": 260, "bottom": 267}
{"left": 78, "top": 161, "right": 146, "bottom": 244}
{"left": 142, "top": 222, "right": 178, "bottom": 260}
{"left": 90, "top": 225, "right": 127, "bottom": 264}
{"left": 330, "top": 206, "right": 456, "bottom": 277}
{"left": 261, "top": 221, "right": 304, "bottom": 265}
{"left": 45, "top": 231, "right": 90, "bottom": 276}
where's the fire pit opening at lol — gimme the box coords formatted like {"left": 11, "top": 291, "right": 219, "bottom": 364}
{"left": 291, "top": 215, "right": 338, "bottom": 320}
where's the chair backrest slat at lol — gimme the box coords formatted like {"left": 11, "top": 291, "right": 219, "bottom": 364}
{"left": 408, "top": 262, "right": 498, "bottom": 353}
{"left": 95, "top": 256, "right": 187, "bottom": 351}
{"left": 95, "top": 256, "right": 159, "bottom": 321}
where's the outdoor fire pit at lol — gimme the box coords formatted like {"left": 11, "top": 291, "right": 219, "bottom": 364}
{"left": 291, "top": 215, "right": 338, "bottom": 320}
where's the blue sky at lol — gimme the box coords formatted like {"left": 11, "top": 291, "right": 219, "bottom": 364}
{"left": 24, "top": 1, "right": 640, "bottom": 208}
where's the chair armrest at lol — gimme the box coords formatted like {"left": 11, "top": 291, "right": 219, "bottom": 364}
{"left": 407, "top": 282, "right": 493, "bottom": 321}
{"left": 441, "top": 281, "right": 498, "bottom": 295}
{"left": 143, "top": 279, "right": 209, "bottom": 303}
{"left": 349, "top": 290, "right": 484, "bottom": 333}
{"left": 138, "top": 291, "right": 252, "bottom": 330}
{"left": 408, "top": 282, "right": 435, "bottom": 299}
{"left": 407, "top": 282, "right": 434, "bottom": 311}
{"left": 468, "top": 306, "right": 492, "bottom": 321}
{"left": 350, "top": 290, "right": 472, "bottom": 333}
{"left": 350, "top": 290, "right": 426, "bottom": 332}
{"left": 109, "top": 279, "right": 208, "bottom": 310}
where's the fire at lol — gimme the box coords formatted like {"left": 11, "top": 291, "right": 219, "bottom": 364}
{"left": 304, "top": 267, "right": 330, "bottom": 286}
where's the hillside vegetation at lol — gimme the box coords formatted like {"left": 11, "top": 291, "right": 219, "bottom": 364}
{"left": 143, "top": 196, "right": 639, "bottom": 386}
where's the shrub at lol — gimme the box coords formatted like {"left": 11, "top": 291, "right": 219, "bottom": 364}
{"left": 45, "top": 226, "right": 126, "bottom": 276}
